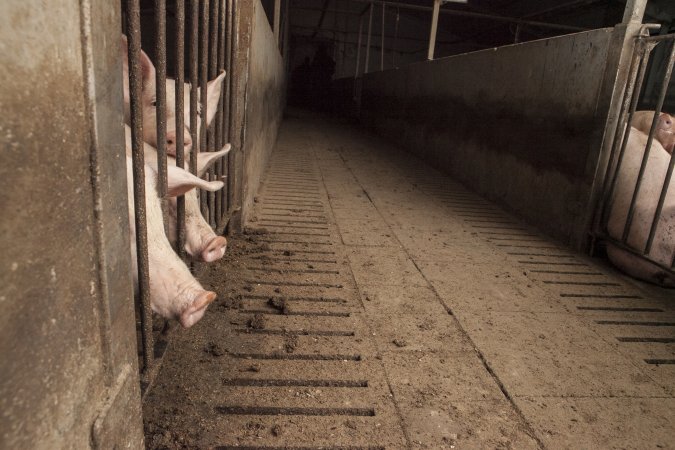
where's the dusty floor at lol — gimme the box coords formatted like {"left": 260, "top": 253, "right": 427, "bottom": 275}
{"left": 143, "top": 112, "right": 675, "bottom": 449}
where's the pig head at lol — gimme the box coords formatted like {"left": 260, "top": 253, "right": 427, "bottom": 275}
{"left": 121, "top": 35, "right": 226, "bottom": 156}
{"left": 125, "top": 124, "right": 230, "bottom": 262}
{"left": 606, "top": 127, "right": 675, "bottom": 287}
{"left": 631, "top": 110, "right": 675, "bottom": 155}
{"left": 126, "top": 156, "right": 223, "bottom": 327}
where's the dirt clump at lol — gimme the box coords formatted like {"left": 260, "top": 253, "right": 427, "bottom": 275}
{"left": 247, "top": 313, "right": 266, "bottom": 330}
{"left": 203, "top": 342, "right": 224, "bottom": 357}
{"left": 267, "top": 297, "right": 292, "bottom": 315}
{"left": 392, "top": 339, "right": 408, "bottom": 348}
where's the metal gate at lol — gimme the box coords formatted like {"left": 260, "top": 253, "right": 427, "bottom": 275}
{"left": 595, "top": 26, "right": 675, "bottom": 281}
{"left": 123, "top": 0, "right": 238, "bottom": 393}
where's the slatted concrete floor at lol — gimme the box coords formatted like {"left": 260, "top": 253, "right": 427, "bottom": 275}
{"left": 144, "top": 112, "right": 675, "bottom": 449}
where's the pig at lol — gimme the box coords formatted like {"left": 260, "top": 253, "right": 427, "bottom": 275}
{"left": 631, "top": 110, "right": 675, "bottom": 154}
{"left": 125, "top": 124, "right": 230, "bottom": 262}
{"left": 606, "top": 126, "right": 675, "bottom": 287}
{"left": 121, "top": 35, "right": 226, "bottom": 156}
{"left": 126, "top": 156, "right": 224, "bottom": 327}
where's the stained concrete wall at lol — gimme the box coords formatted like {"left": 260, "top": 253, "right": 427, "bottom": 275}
{"left": 240, "top": 0, "right": 287, "bottom": 225}
{"left": 354, "top": 28, "right": 616, "bottom": 247}
{"left": 0, "top": 0, "right": 143, "bottom": 448}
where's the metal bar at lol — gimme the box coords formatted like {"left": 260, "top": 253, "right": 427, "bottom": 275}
{"left": 347, "top": 0, "right": 586, "bottom": 32}
{"left": 644, "top": 41, "right": 675, "bottom": 254}
{"left": 393, "top": 6, "right": 399, "bottom": 68}
{"left": 428, "top": 0, "right": 440, "bottom": 60}
{"left": 622, "top": 41, "right": 675, "bottom": 244}
{"left": 602, "top": 236, "right": 675, "bottom": 275}
{"left": 215, "top": 0, "right": 226, "bottom": 226}
{"left": 199, "top": 0, "right": 210, "bottom": 221}
{"left": 355, "top": 14, "right": 363, "bottom": 77}
{"left": 601, "top": 41, "right": 655, "bottom": 231}
{"left": 208, "top": 0, "right": 219, "bottom": 229}
{"left": 125, "top": 0, "right": 153, "bottom": 374}
{"left": 227, "top": 0, "right": 237, "bottom": 213}
{"left": 224, "top": 0, "right": 233, "bottom": 214}
{"left": 380, "top": 2, "right": 385, "bottom": 70}
{"left": 365, "top": 2, "right": 373, "bottom": 73}
{"left": 274, "top": 0, "right": 281, "bottom": 43}
{"left": 175, "top": 0, "right": 187, "bottom": 260}
{"left": 189, "top": 0, "right": 199, "bottom": 178}
{"left": 514, "top": 23, "right": 522, "bottom": 43}
{"left": 154, "top": 0, "right": 169, "bottom": 234}
{"left": 622, "top": 0, "right": 648, "bottom": 24}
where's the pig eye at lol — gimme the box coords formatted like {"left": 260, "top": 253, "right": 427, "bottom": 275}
{"left": 151, "top": 100, "right": 157, "bottom": 107}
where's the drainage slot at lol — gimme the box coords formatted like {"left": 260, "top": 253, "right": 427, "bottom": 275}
{"left": 561, "top": 294, "right": 642, "bottom": 299}
{"left": 242, "top": 295, "right": 347, "bottom": 303}
{"left": 231, "top": 353, "right": 362, "bottom": 361}
{"left": 543, "top": 281, "right": 620, "bottom": 286}
{"left": 252, "top": 257, "right": 338, "bottom": 264}
{"left": 577, "top": 306, "right": 664, "bottom": 312}
{"left": 236, "top": 329, "right": 355, "bottom": 337}
{"left": 222, "top": 379, "right": 368, "bottom": 387}
{"left": 244, "top": 280, "right": 343, "bottom": 288}
{"left": 254, "top": 239, "right": 333, "bottom": 245}
{"left": 264, "top": 231, "right": 332, "bottom": 237}
{"left": 274, "top": 249, "right": 336, "bottom": 255}
{"left": 520, "top": 261, "right": 588, "bottom": 266}
{"left": 645, "top": 359, "right": 675, "bottom": 365}
{"left": 616, "top": 337, "right": 675, "bottom": 343}
{"left": 596, "top": 321, "right": 675, "bottom": 326}
{"left": 241, "top": 309, "right": 351, "bottom": 317}
{"left": 215, "top": 406, "right": 375, "bottom": 416}
{"left": 531, "top": 270, "right": 602, "bottom": 275}
{"left": 246, "top": 267, "right": 340, "bottom": 274}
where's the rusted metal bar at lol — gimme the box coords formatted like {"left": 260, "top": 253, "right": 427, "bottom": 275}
{"left": 380, "top": 2, "right": 385, "bottom": 70}
{"left": 622, "top": 41, "right": 675, "bottom": 244}
{"left": 224, "top": 0, "right": 233, "bottom": 215}
{"left": 125, "top": 0, "right": 153, "bottom": 374}
{"left": 393, "top": 6, "right": 399, "bottom": 68}
{"left": 274, "top": 0, "right": 281, "bottom": 44}
{"left": 154, "top": 0, "right": 169, "bottom": 234}
{"left": 175, "top": 0, "right": 187, "bottom": 260}
{"left": 601, "top": 41, "right": 655, "bottom": 230}
{"left": 199, "top": 0, "right": 210, "bottom": 220}
{"left": 215, "top": 0, "right": 226, "bottom": 226}
{"left": 355, "top": 14, "right": 363, "bottom": 77}
{"left": 364, "top": 2, "right": 373, "bottom": 73}
{"left": 189, "top": 0, "right": 199, "bottom": 178}
{"left": 227, "top": 0, "right": 237, "bottom": 214}
{"left": 644, "top": 40, "right": 675, "bottom": 254}
{"left": 428, "top": 0, "right": 440, "bottom": 60}
{"left": 207, "top": 0, "right": 219, "bottom": 228}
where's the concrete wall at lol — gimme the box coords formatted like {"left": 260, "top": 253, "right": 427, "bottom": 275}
{"left": 240, "top": 0, "right": 287, "bottom": 225}
{"left": 355, "top": 28, "right": 616, "bottom": 247}
{"left": 0, "top": 0, "right": 143, "bottom": 448}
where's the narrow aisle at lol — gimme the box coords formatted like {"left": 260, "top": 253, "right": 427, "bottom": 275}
{"left": 144, "top": 112, "right": 674, "bottom": 450}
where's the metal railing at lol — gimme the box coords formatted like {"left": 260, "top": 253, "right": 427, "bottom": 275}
{"left": 123, "top": 0, "right": 236, "bottom": 390}
{"left": 595, "top": 28, "right": 675, "bottom": 277}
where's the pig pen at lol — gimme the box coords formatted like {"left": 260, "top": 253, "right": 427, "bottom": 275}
{"left": 2, "top": 0, "right": 675, "bottom": 449}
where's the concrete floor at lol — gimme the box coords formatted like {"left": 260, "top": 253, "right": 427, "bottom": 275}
{"left": 144, "top": 111, "right": 675, "bottom": 449}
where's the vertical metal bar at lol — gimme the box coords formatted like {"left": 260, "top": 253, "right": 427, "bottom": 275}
{"left": 622, "top": 41, "right": 675, "bottom": 244}
{"left": 380, "top": 2, "right": 385, "bottom": 71}
{"left": 200, "top": 0, "right": 210, "bottom": 220}
{"left": 175, "top": 0, "right": 187, "bottom": 260}
{"left": 224, "top": 0, "right": 233, "bottom": 214}
{"left": 393, "top": 7, "right": 399, "bottom": 68}
{"left": 365, "top": 3, "right": 373, "bottom": 73}
{"left": 227, "top": 0, "right": 237, "bottom": 214}
{"left": 215, "top": 0, "right": 226, "bottom": 226}
{"left": 428, "top": 0, "right": 441, "bottom": 60}
{"left": 125, "top": 0, "right": 153, "bottom": 374}
{"left": 208, "top": 0, "right": 219, "bottom": 229}
{"left": 644, "top": 41, "right": 675, "bottom": 253}
{"left": 189, "top": 0, "right": 200, "bottom": 178}
{"left": 514, "top": 23, "right": 522, "bottom": 43}
{"left": 601, "top": 42, "right": 654, "bottom": 230}
{"left": 154, "top": 0, "right": 168, "bottom": 232}
{"left": 274, "top": 0, "right": 281, "bottom": 45}
{"left": 355, "top": 14, "right": 363, "bottom": 77}
{"left": 622, "top": 0, "right": 648, "bottom": 24}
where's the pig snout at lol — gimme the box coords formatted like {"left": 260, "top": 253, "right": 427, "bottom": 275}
{"left": 179, "top": 290, "right": 217, "bottom": 328}
{"left": 166, "top": 130, "right": 192, "bottom": 157}
{"left": 201, "top": 236, "right": 227, "bottom": 263}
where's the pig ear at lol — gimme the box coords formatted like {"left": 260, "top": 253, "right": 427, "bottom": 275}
{"left": 139, "top": 48, "right": 156, "bottom": 90}
{"left": 205, "top": 70, "right": 227, "bottom": 126}
{"left": 197, "top": 144, "right": 232, "bottom": 176}
{"left": 166, "top": 165, "right": 225, "bottom": 197}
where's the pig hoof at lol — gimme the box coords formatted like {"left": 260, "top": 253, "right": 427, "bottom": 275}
{"left": 201, "top": 236, "right": 227, "bottom": 262}
{"left": 180, "top": 291, "right": 217, "bottom": 328}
